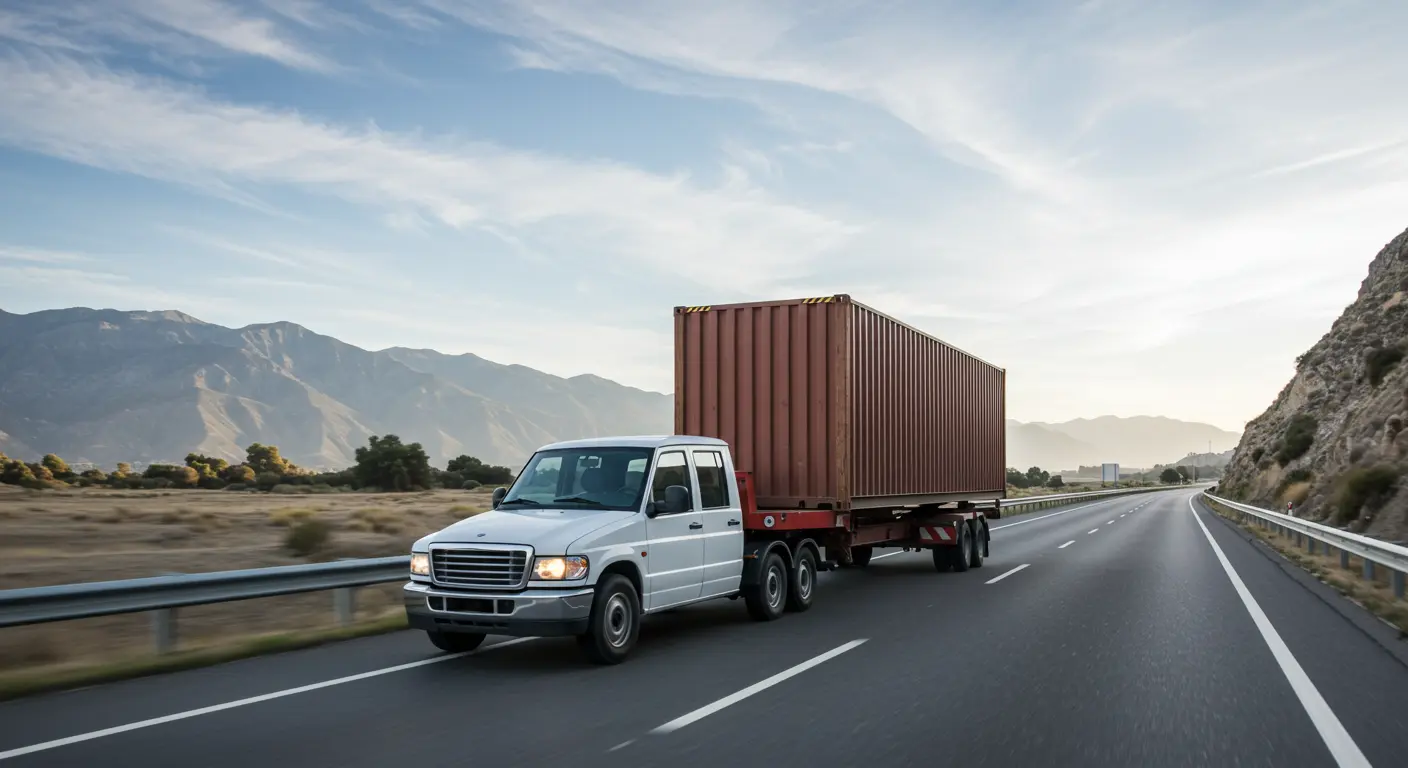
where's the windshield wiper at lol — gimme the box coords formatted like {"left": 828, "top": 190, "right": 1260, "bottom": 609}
{"left": 552, "top": 496, "right": 604, "bottom": 505}
{"left": 499, "top": 498, "right": 542, "bottom": 506}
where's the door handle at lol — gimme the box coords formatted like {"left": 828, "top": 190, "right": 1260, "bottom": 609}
{"left": 689, "top": 522, "right": 704, "bottom": 530}
{"left": 727, "top": 519, "right": 740, "bottom": 526}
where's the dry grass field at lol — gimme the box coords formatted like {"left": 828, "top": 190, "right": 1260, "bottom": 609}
{"left": 0, "top": 483, "right": 492, "bottom": 687}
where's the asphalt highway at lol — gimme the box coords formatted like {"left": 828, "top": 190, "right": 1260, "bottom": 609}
{"left": 4, "top": 490, "right": 1408, "bottom": 767}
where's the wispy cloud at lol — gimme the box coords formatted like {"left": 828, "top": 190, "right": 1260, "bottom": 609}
{"left": 0, "top": 50, "right": 858, "bottom": 293}
{"left": 0, "top": 245, "right": 96, "bottom": 265}
{"left": 2, "top": 0, "right": 337, "bottom": 72}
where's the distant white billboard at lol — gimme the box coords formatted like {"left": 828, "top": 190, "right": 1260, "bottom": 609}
{"left": 1101, "top": 463, "right": 1120, "bottom": 483}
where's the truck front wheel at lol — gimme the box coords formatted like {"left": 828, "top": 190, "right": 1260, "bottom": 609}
{"left": 426, "top": 630, "right": 485, "bottom": 653}
{"left": 745, "top": 550, "right": 788, "bottom": 621}
{"left": 578, "top": 574, "right": 640, "bottom": 665}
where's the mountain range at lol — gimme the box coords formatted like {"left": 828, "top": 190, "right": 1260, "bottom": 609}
{"left": 0, "top": 307, "right": 1240, "bottom": 472}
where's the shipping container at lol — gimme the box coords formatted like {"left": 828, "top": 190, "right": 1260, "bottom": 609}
{"left": 675, "top": 294, "right": 1006, "bottom": 512}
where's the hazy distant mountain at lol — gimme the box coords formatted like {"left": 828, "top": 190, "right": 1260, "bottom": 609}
{"left": 0, "top": 308, "right": 671, "bottom": 470}
{"left": 1007, "top": 416, "right": 1242, "bottom": 471}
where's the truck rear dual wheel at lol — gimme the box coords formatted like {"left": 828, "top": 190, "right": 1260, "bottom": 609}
{"left": 578, "top": 574, "right": 641, "bottom": 665}
{"left": 745, "top": 550, "right": 788, "bottom": 621}
{"left": 786, "top": 546, "right": 817, "bottom": 613}
{"left": 934, "top": 522, "right": 974, "bottom": 573}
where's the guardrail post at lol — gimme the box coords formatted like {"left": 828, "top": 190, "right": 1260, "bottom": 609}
{"left": 1307, "top": 537, "right": 1315, "bottom": 555}
{"left": 1341, "top": 549, "right": 1350, "bottom": 569}
{"left": 334, "top": 587, "right": 356, "bottom": 626}
{"left": 1364, "top": 560, "right": 1376, "bottom": 581}
{"left": 152, "top": 608, "right": 177, "bottom": 654}
{"left": 1394, "top": 571, "right": 1405, "bottom": 600}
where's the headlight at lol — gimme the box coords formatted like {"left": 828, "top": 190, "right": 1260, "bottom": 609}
{"left": 410, "top": 552, "right": 430, "bottom": 577}
{"left": 534, "top": 556, "right": 588, "bottom": 580}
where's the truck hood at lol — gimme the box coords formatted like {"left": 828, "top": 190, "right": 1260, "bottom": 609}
{"left": 428, "top": 506, "right": 637, "bottom": 555}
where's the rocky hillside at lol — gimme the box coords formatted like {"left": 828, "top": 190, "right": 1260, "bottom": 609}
{"left": 0, "top": 308, "right": 672, "bottom": 470}
{"left": 1220, "top": 226, "right": 1408, "bottom": 540}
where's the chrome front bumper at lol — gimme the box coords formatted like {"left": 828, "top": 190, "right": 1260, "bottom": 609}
{"left": 403, "top": 581, "right": 594, "bottom": 637}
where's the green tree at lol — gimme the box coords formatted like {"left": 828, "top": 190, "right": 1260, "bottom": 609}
{"left": 186, "top": 452, "right": 230, "bottom": 478}
{"left": 1176, "top": 465, "right": 1191, "bottom": 482}
{"left": 1005, "top": 468, "right": 1029, "bottom": 488}
{"left": 1159, "top": 467, "right": 1183, "bottom": 484}
{"left": 1046, "top": 475, "right": 1065, "bottom": 489}
{"left": 447, "top": 454, "right": 516, "bottom": 486}
{"left": 1025, "top": 466, "right": 1050, "bottom": 488}
{"left": 41, "top": 454, "right": 72, "bottom": 480}
{"left": 222, "top": 464, "right": 256, "bottom": 484}
{"left": 1, "top": 459, "right": 36, "bottom": 486}
{"left": 355, "top": 434, "right": 433, "bottom": 491}
{"left": 246, "top": 443, "right": 292, "bottom": 476}
{"left": 169, "top": 465, "right": 201, "bottom": 488}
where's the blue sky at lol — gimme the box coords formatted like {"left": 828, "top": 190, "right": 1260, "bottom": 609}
{"left": 1, "top": 0, "right": 1406, "bottom": 432}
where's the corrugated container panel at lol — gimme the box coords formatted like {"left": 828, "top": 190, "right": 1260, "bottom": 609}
{"left": 676, "top": 295, "right": 1004, "bottom": 510}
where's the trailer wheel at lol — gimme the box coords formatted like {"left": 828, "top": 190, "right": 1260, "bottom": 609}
{"left": 935, "top": 524, "right": 972, "bottom": 573}
{"left": 786, "top": 546, "right": 817, "bottom": 613}
{"left": 968, "top": 521, "right": 987, "bottom": 569}
{"left": 426, "top": 630, "right": 485, "bottom": 653}
{"left": 850, "top": 545, "right": 874, "bottom": 567}
{"left": 745, "top": 550, "right": 788, "bottom": 621}
{"left": 577, "top": 574, "right": 640, "bottom": 665}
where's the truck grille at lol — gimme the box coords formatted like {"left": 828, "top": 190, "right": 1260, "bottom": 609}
{"left": 430, "top": 546, "right": 531, "bottom": 590}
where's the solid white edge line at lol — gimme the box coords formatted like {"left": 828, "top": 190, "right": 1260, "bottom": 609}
{"left": 871, "top": 551, "right": 904, "bottom": 561}
{"left": 0, "top": 637, "right": 539, "bottom": 762}
{"left": 650, "top": 639, "right": 868, "bottom": 735}
{"left": 985, "top": 564, "right": 1030, "bottom": 584}
{"left": 1058, "top": 540, "right": 1075, "bottom": 549}
{"left": 1187, "top": 497, "right": 1371, "bottom": 768}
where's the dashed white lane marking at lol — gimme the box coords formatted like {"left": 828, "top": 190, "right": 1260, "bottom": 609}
{"left": 985, "top": 564, "right": 1030, "bottom": 584}
{"left": 1120, "top": 513, "right": 1128, "bottom": 518}
{"left": 1188, "top": 497, "right": 1370, "bottom": 768}
{"left": 609, "top": 740, "right": 636, "bottom": 752}
{"left": 650, "top": 639, "right": 868, "bottom": 735}
{"left": 1059, "top": 540, "right": 1075, "bottom": 549}
{"left": 0, "top": 637, "right": 539, "bottom": 761}
{"left": 1088, "top": 529, "right": 1099, "bottom": 535}
{"left": 1106, "top": 520, "right": 1115, "bottom": 525}
{"left": 872, "top": 551, "right": 903, "bottom": 561}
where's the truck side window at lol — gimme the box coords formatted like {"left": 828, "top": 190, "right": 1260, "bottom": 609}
{"left": 693, "top": 450, "right": 729, "bottom": 509}
{"left": 650, "top": 451, "right": 693, "bottom": 510}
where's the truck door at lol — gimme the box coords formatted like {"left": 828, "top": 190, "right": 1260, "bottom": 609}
{"left": 643, "top": 450, "right": 704, "bottom": 610}
{"left": 693, "top": 448, "right": 744, "bottom": 598}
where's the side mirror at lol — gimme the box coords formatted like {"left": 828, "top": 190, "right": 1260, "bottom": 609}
{"left": 663, "top": 484, "right": 691, "bottom": 515}
{"left": 492, "top": 487, "right": 508, "bottom": 508}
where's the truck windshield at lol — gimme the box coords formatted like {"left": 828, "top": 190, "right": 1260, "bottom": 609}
{"left": 499, "top": 447, "right": 653, "bottom": 511}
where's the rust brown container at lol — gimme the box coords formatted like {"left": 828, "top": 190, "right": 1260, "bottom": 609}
{"left": 675, "top": 294, "right": 1006, "bottom": 511}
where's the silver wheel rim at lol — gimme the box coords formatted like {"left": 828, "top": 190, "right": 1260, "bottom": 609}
{"left": 797, "top": 559, "right": 813, "bottom": 601}
{"left": 604, "top": 593, "right": 632, "bottom": 648}
{"left": 766, "top": 564, "right": 783, "bottom": 609}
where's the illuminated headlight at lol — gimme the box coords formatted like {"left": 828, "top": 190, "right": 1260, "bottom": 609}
{"left": 534, "top": 556, "right": 588, "bottom": 581}
{"left": 410, "top": 552, "right": 430, "bottom": 577}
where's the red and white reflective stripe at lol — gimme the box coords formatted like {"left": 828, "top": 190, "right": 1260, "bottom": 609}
{"left": 918, "top": 525, "right": 952, "bottom": 542}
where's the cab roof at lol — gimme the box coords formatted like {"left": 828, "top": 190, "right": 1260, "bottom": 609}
{"left": 536, "top": 434, "right": 729, "bottom": 452}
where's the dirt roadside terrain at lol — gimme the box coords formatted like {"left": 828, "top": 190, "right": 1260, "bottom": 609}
{"left": 0, "top": 484, "right": 492, "bottom": 676}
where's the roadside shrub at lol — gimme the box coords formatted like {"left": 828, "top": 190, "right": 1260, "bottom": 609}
{"left": 223, "top": 483, "right": 248, "bottom": 492}
{"left": 284, "top": 517, "right": 332, "bottom": 557}
{"left": 255, "top": 471, "right": 282, "bottom": 491}
{"left": 1334, "top": 465, "right": 1400, "bottom": 524}
{"left": 461, "top": 479, "right": 482, "bottom": 490}
{"left": 1366, "top": 345, "right": 1405, "bottom": 387}
{"left": 1276, "top": 414, "right": 1318, "bottom": 466}
{"left": 141, "top": 477, "right": 173, "bottom": 490}
{"left": 222, "top": 464, "right": 256, "bottom": 484}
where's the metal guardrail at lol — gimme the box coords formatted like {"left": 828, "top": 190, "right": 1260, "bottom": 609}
{"left": 0, "top": 485, "right": 1185, "bottom": 652}
{"left": 1202, "top": 492, "right": 1408, "bottom": 599}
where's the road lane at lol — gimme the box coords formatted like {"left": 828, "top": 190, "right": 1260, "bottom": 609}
{"left": 614, "top": 491, "right": 1401, "bottom": 767}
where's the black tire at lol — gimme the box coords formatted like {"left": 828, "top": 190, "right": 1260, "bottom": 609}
{"left": 745, "top": 550, "right": 788, "bottom": 621}
{"left": 950, "top": 523, "right": 972, "bottom": 572}
{"left": 426, "top": 630, "right": 485, "bottom": 653}
{"left": 969, "top": 521, "right": 987, "bottom": 569}
{"left": 850, "top": 545, "right": 874, "bottom": 567}
{"left": 578, "top": 574, "right": 641, "bottom": 665}
{"left": 786, "top": 546, "right": 817, "bottom": 613}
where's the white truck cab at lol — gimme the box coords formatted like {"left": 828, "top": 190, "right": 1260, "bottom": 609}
{"left": 404, "top": 435, "right": 817, "bottom": 663}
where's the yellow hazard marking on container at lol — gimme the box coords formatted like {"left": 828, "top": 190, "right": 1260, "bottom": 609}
{"left": 683, "top": 306, "right": 712, "bottom": 313}
{"left": 801, "top": 296, "right": 837, "bottom": 304}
